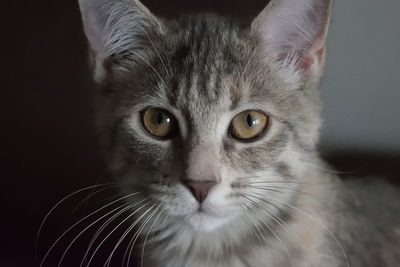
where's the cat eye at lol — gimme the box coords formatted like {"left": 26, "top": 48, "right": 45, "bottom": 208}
{"left": 229, "top": 110, "right": 269, "bottom": 141}
{"left": 141, "top": 108, "right": 178, "bottom": 139}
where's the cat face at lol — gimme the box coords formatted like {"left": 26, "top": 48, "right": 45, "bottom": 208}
{"left": 79, "top": 0, "right": 331, "bottom": 240}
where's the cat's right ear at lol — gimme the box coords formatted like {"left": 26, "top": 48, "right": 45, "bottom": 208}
{"left": 78, "top": 0, "right": 162, "bottom": 82}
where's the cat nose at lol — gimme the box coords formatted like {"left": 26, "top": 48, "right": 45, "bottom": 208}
{"left": 183, "top": 180, "right": 217, "bottom": 204}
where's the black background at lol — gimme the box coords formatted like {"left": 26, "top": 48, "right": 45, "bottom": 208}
{"left": 2, "top": 0, "right": 399, "bottom": 266}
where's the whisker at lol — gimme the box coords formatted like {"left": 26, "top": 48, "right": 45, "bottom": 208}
{"left": 59, "top": 201, "right": 136, "bottom": 267}
{"left": 247, "top": 180, "right": 327, "bottom": 186}
{"left": 124, "top": 198, "right": 166, "bottom": 266}
{"left": 127, "top": 204, "right": 162, "bottom": 267}
{"left": 68, "top": 187, "right": 113, "bottom": 221}
{"left": 140, "top": 206, "right": 163, "bottom": 267}
{"left": 248, "top": 185, "right": 323, "bottom": 202}
{"left": 261, "top": 195, "right": 350, "bottom": 267}
{"left": 79, "top": 206, "right": 131, "bottom": 267}
{"left": 302, "top": 161, "right": 365, "bottom": 175}
{"left": 135, "top": 53, "right": 169, "bottom": 89}
{"left": 37, "top": 179, "right": 151, "bottom": 257}
{"left": 240, "top": 202, "right": 266, "bottom": 244}
{"left": 141, "top": 30, "right": 172, "bottom": 79}
{"left": 103, "top": 200, "right": 160, "bottom": 267}
{"left": 242, "top": 195, "right": 296, "bottom": 267}
{"left": 36, "top": 183, "right": 118, "bottom": 261}
{"left": 240, "top": 47, "right": 256, "bottom": 83}
{"left": 39, "top": 191, "right": 142, "bottom": 267}
{"left": 244, "top": 193, "right": 303, "bottom": 245}
{"left": 79, "top": 197, "right": 150, "bottom": 267}
{"left": 248, "top": 186, "right": 284, "bottom": 194}
{"left": 147, "top": 207, "right": 173, "bottom": 245}
{"left": 85, "top": 198, "right": 152, "bottom": 267}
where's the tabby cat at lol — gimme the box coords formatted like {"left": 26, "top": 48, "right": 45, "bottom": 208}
{"left": 74, "top": 0, "right": 400, "bottom": 266}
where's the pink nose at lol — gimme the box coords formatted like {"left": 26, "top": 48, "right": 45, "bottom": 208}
{"left": 183, "top": 180, "right": 217, "bottom": 203}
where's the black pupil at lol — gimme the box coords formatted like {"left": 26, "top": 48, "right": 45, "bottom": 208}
{"left": 156, "top": 112, "right": 164, "bottom": 125}
{"left": 246, "top": 114, "right": 254, "bottom": 127}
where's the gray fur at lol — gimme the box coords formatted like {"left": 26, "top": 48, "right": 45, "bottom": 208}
{"left": 77, "top": 0, "right": 400, "bottom": 266}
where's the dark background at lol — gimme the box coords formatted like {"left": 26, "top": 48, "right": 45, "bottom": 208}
{"left": 2, "top": 0, "right": 399, "bottom": 266}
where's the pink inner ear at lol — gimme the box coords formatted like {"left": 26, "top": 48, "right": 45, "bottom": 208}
{"left": 302, "top": 46, "right": 325, "bottom": 71}
{"left": 302, "top": 30, "right": 326, "bottom": 71}
{"left": 302, "top": 55, "right": 315, "bottom": 70}
{"left": 316, "top": 47, "right": 325, "bottom": 64}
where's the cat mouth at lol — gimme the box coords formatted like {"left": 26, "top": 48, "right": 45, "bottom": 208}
{"left": 193, "top": 203, "right": 220, "bottom": 217}
{"left": 185, "top": 210, "right": 230, "bottom": 232}
{"left": 189, "top": 206, "right": 212, "bottom": 218}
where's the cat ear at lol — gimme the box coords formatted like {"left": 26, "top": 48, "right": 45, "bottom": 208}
{"left": 252, "top": 0, "right": 333, "bottom": 81}
{"left": 78, "top": 0, "right": 162, "bottom": 81}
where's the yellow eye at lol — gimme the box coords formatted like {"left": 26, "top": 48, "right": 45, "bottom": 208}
{"left": 229, "top": 110, "right": 268, "bottom": 141}
{"left": 142, "top": 108, "right": 178, "bottom": 139}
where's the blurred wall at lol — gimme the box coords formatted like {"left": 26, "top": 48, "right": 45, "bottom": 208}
{"left": 320, "top": 0, "right": 400, "bottom": 153}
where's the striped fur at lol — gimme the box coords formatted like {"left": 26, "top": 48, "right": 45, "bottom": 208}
{"left": 78, "top": 0, "right": 400, "bottom": 266}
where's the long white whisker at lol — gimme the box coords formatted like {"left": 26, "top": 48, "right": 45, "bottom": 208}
{"left": 103, "top": 200, "right": 161, "bottom": 267}
{"left": 250, "top": 186, "right": 284, "bottom": 194}
{"left": 84, "top": 198, "right": 150, "bottom": 267}
{"left": 242, "top": 195, "right": 296, "bottom": 267}
{"left": 251, "top": 187, "right": 346, "bottom": 263}
{"left": 119, "top": 206, "right": 156, "bottom": 267}
{"left": 302, "top": 161, "right": 364, "bottom": 175}
{"left": 79, "top": 197, "right": 149, "bottom": 267}
{"left": 141, "top": 30, "right": 172, "bottom": 79}
{"left": 58, "top": 201, "right": 135, "bottom": 267}
{"left": 125, "top": 198, "right": 166, "bottom": 267}
{"left": 249, "top": 185, "right": 322, "bottom": 202}
{"left": 241, "top": 202, "right": 266, "bottom": 244}
{"left": 127, "top": 204, "right": 161, "bottom": 267}
{"left": 37, "top": 180, "right": 151, "bottom": 260}
{"left": 248, "top": 180, "right": 327, "bottom": 186}
{"left": 262, "top": 195, "right": 350, "bottom": 267}
{"left": 69, "top": 187, "right": 113, "bottom": 221}
{"left": 147, "top": 207, "right": 173, "bottom": 245}
{"left": 140, "top": 206, "right": 163, "bottom": 267}
{"left": 241, "top": 47, "right": 256, "bottom": 83}
{"left": 36, "top": 183, "right": 118, "bottom": 260}
{"left": 244, "top": 194, "right": 303, "bottom": 246}
{"left": 135, "top": 53, "right": 168, "bottom": 89}
{"left": 39, "top": 192, "right": 142, "bottom": 267}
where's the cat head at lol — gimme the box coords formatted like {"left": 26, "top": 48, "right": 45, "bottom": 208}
{"left": 79, "top": 0, "right": 332, "bottom": 250}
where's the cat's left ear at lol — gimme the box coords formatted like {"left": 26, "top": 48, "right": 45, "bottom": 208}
{"left": 252, "top": 0, "right": 333, "bottom": 82}
{"left": 78, "top": 0, "right": 162, "bottom": 82}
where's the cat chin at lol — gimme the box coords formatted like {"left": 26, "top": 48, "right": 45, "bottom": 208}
{"left": 186, "top": 211, "right": 231, "bottom": 232}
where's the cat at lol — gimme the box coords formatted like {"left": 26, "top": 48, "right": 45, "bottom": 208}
{"left": 74, "top": 0, "right": 400, "bottom": 266}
